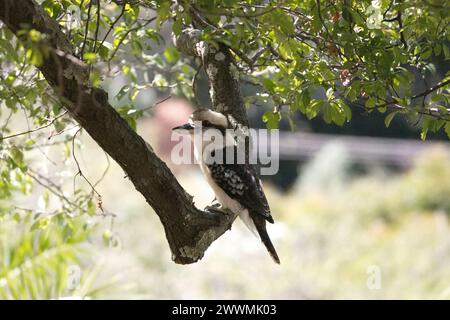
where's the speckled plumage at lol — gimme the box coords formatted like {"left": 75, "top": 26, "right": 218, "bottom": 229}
{"left": 182, "top": 109, "right": 280, "bottom": 264}
{"left": 205, "top": 146, "right": 274, "bottom": 224}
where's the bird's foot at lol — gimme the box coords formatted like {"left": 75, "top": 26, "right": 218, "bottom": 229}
{"left": 210, "top": 198, "right": 221, "bottom": 208}
{"left": 204, "top": 204, "right": 227, "bottom": 215}
{"left": 204, "top": 205, "right": 235, "bottom": 230}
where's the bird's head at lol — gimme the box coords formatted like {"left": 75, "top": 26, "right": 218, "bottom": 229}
{"left": 172, "top": 108, "right": 229, "bottom": 134}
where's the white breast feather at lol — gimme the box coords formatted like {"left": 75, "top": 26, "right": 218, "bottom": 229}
{"left": 195, "top": 147, "right": 258, "bottom": 236}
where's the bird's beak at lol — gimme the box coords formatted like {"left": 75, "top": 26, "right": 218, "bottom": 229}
{"left": 172, "top": 123, "right": 194, "bottom": 131}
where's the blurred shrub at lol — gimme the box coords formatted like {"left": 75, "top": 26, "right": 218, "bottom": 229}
{"left": 272, "top": 146, "right": 450, "bottom": 299}
{"left": 2, "top": 145, "right": 449, "bottom": 299}
{"left": 295, "top": 145, "right": 450, "bottom": 224}
{"left": 0, "top": 210, "right": 114, "bottom": 299}
{"left": 352, "top": 147, "right": 450, "bottom": 224}
{"left": 399, "top": 147, "right": 450, "bottom": 213}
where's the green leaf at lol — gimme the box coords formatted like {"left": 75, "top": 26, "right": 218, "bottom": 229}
{"left": 156, "top": 1, "right": 171, "bottom": 26}
{"left": 301, "top": 90, "right": 311, "bottom": 108}
{"left": 262, "top": 111, "right": 281, "bottom": 129}
{"left": 10, "top": 146, "right": 25, "bottom": 169}
{"left": 26, "top": 48, "right": 44, "bottom": 66}
{"left": 28, "top": 29, "right": 42, "bottom": 42}
{"left": 420, "top": 129, "right": 428, "bottom": 141}
{"left": 384, "top": 111, "right": 399, "bottom": 127}
{"left": 262, "top": 78, "right": 276, "bottom": 93}
{"left": 102, "top": 229, "right": 112, "bottom": 246}
{"left": 126, "top": 116, "right": 137, "bottom": 130}
{"left": 163, "top": 47, "right": 180, "bottom": 64}
{"left": 443, "top": 44, "right": 450, "bottom": 60}
{"left": 323, "top": 103, "right": 332, "bottom": 124}
{"left": 434, "top": 43, "right": 442, "bottom": 56}
{"left": 306, "top": 99, "right": 323, "bottom": 120}
{"left": 87, "top": 200, "right": 96, "bottom": 216}
{"left": 116, "top": 85, "right": 130, "bottom": 100}
{"left": 340, "top": 101, "right": 352, "bottom": 122}
{"left": 172, "top": 18, "right": 183, "bottom": 36}
{"left": 30, "top": 217, "right": 51, "bottom": 231}
{"left": 326, "top": 87, "right": 334, "bottom": 100}
{"left": 0, "top": 39, "right": 19, "bottom": 62}
{"left": 331, "top": 103, "right": 346, "bottom": 126}
{"left": 365, "top": 97, "right": 376, "bottom": 109}
{"left": 122, "top": 64, "right": 130, "bottom": 75}
{"left": 89, "top": 69, "right": 102, "bottom": 88}
{"left": 445, "top": 122, "right": 450, "bottom": 139}
{"left": 420, "top": 48, "right": 432, "bottom": 60}
{"left": 124, "top": 3, "right": 139, "bottom": 22}
{"left": 83, "top": 52, "right": 97, "bottom": 63}
{"left": 420, "top": 116, "right": 443, "bottom": 140}
{"left": 98, "top": 44, "right": 110, "bottom": 60}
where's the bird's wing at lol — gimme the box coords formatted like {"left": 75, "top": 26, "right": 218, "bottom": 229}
{"left": 207, "top": 161, "right": 274, "bottom": 223}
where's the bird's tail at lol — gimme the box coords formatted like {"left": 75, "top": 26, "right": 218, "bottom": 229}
{"left": 251, "top": 213, "right": 280, "bottom": 264}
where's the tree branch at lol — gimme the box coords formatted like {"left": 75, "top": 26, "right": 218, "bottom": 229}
{"left": 0, "top": 0, "right": 237, "bottom": 264}
{"left": 173, "top": 6, "right": 248, "bottom": 126}
{"left": 412, "top": 78, "right": 450, "bottom": 100}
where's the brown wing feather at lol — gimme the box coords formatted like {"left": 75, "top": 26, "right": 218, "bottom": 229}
{"left": 207, "top": 160, "right": 274, "bottom": 223}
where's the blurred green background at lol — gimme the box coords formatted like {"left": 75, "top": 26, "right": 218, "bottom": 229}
{"left": 1, "top": 0, "right": 450, "bottom": 300}
{"left": 2, "top": 115, "right": 450, "bottom": 299}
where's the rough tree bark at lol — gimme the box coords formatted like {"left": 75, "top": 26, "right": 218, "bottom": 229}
{"left": 173, "top": 28, "right": 248, "bottom": 126}
{"left": 0, "top": 0, "right": 247, "bottom": 264}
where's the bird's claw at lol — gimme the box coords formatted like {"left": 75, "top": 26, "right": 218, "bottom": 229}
{"left": 204, "top": 205, "right": 226, "bottom": 215}
{"left": 210, "top": 198, "right": 221, "bottom": 207}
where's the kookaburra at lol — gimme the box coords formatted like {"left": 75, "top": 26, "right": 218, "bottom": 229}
{"left": 173, "top": 109, "right": 280, "bottom": 264}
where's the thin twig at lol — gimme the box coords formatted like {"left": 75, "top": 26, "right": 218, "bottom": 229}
{"left": 92, "top": 0, "right": 102, "bottom": 52}
{"left": 383, "top": 0, "right": 395, "bottom": 20}
{"left": 71, "top": 128, "right": 102, "bottom": 198}
{"left": 97, "top": 3, "right": 126, "bottom": 53}
{"left": 47, "top": 124, "right": 80, "bottom": 140}
{"left": 0, "top": 111, "right": 68, "bottom": 141}
{"left": 0, "top": 110, "right": 13, "bottom": 132}
{"left": 107, "top": 17, "right": 156, "bottom": 62}
{"left": 27, "top": 169, "right": 79, "bottom": 209}
{"left": 142, "top": 95, "right": 172, "bottom": 111}
{"left": 93, "top": 151, "right": 111, "bottom": 188}
{"left": 17, "top": 140, "right": 68, "bottom": 150}
{"left": 412, "top": 78, "right": 450, "bottom": 100}
{"left": 80, "top": 0, "right": 93, "bottom": 57}
{"left": 195, "top": 5, "right": 278, "bottom": 18}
